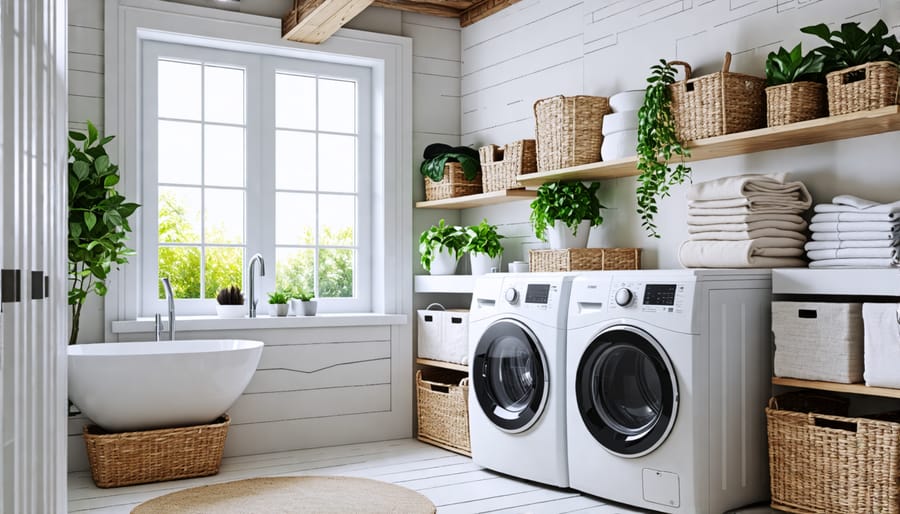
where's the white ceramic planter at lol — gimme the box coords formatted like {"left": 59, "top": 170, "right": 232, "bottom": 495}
{"left": 268, "top": 303, "right": 288, "bottom": 317}
{"left": 609, "top": 89, "right": 646, "bottom": 112}
{"left": 429, "top": 247, "right": 458, "bottom": 275}
{"left": 469, "top": 252, "right": 501, "bottom": 275}
{"left": 546, "top": 220, "right": 591, "bottom": 249}
{"left": 601, "top": 129, "right": 639, "bottom": 161}
{"left": 601, "top": 110, "right": 639, "bottom": 135}
{"left": 299, "top": 300, "right": 317, "bottom": 316}
{"left": 215, "top": 304, "right": 245, "bottom": 318}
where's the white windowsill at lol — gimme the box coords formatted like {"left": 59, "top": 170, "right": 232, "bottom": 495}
{"left": 110, "top": 313, "right": 408, "bottom": 334}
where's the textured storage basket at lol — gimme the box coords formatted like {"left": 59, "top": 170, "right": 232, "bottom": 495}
{"left": 480, "top": 139, "right": 537, "bottom": 192}
{"left": 767, "top": 392, "right": 900, "bottom": 514}
{"left": 826, "top": 61, "right": 900, "bottom": 116}
{"left": 863, "top": 302, "right": 900, "bottom": 388}
{"left": 772, "top": 301, "right": 864, "bottom": 383}
{"left": 529, "top": 248, "right": 641, "bottom": 272}
{"left": 533, "top": 95, "right": 610, "bottom": 171}
{"left": 765, "top": 81, "right": 826, "bottom": 127}
{"left": 416, "top": 369, "right": 470, "bottom": 456}
{"left": 83, "top": 415, "right": 229, "bottom": 488}
{"left": 669, "top": 52, "right": 766, "bottom": 141}
{"left": 424, "top": 162, "right": 482, "bottom": 201}
{"left": 417, "top": 304, "right": 469, "bottom": 365}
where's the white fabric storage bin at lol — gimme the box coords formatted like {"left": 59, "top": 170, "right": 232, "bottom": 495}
{"left": 416, "top": 306, "right": 469, "bottom": 365}
{"left": 862, "top": 303, "right": 900, "bottom": 388}
{"left": 772, "top": 301, "right": 863, "bottom": 383}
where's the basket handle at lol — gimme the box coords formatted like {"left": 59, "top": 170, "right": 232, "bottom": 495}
{"left": 667, "top": 60, "right": 692, "bottom": 82}
{"left": 721, "top": 51, "right": 732, "bottom": 73}
{"left": 811, "top": 415, "right": 858, "bottom": 432}
{"left": 425, "top": 303, "right": 446, "bottom": 311}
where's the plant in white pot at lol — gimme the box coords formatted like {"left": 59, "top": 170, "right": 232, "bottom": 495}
{"left": 530, "top": 181, "right": 605, "bottom": 249}
{"left": 292, "top": 289, "right": 317, "bottom": 316}
{"left": 419, "top": 219, "right": 465, "bottom": 275}
{"left": 215, "top": 285, "right": 245, "bottom": 318}
{"left": 463, "top": 219, "right": 505, "bottom": 275}
{"left": 267, "top": 290, "right": 290, "bottom": 317}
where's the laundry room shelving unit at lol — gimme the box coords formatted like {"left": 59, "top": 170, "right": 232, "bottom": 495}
{"left": 415, "top": 188, "right": 536, "bottom": 209}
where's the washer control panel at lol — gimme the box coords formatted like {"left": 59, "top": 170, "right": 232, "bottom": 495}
{"left": 503, "top": 282, "right": 560, "bottom": 311}
{"left": 608, "top": 281, "right": 687, "bottom": 314}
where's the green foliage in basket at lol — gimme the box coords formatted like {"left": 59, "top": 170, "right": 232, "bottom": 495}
{"left": 765, "top": 44, "right": 826, "bottom": 86}
{"left": 419, "top": 219, "right": 466, "bottom": 272}
{"left": 216, "top": 285, "right": 244, "bottom": 305}
{"left": 419, "top": 145, "right": 481, "bottom": 182}
{"left": 801, "top": 20, "right": 900, "bottom": 72}
{"left": 463, "top": 219, "right": 505, "bottom": 258}
{"left": 529, "top": 181, "right": 605, "bottom": 242}
{"left": 267, "top": 290, "right": 290, "bottom": 304}
{"left": 636, "top": 60, "right": 691, "bottom": 238}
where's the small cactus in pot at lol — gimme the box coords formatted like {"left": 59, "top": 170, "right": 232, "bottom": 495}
{"left": 215, "top": 285, "right": 245, "bottom": 318}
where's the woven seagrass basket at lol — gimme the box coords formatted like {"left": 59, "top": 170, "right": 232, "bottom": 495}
{"left": 825, "top": 61, "right": 900, "bottom": 116}
{"left": 480, "top": 139, "right": 537, "bottom": 192}
{"left": 416, "top": 369, "right": 470, "bottom": 456}
{"left": 669, "top": 52, "right": 767, "bottom": 141}
{"left": 765, "top": 81, "right": 826, "bottom": 127}
{"left": 533, "top": 95, "right": 610, "bottom": 171}
{"left": 424, "top": 162, "right": 482, "bottom": 201}
{"left": 529, "top": 248, "right": 641, "bottom": 272}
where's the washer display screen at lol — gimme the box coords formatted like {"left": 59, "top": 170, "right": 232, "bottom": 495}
{"left": 643, "top": 284, "right": 676, "bottom": 306}
{"left": 525, "top": 284, "right": 551, "bottom": 304}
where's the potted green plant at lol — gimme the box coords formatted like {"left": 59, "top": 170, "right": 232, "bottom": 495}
{"left": 68, "top": 121, "right": 140, "bottom": 344}
{"left": 216, "top": 285, "right": 245, "bottom": 318}
{"left": 529, "top": 181, "right": 605, "bottom": 249}
{"left": 419, "top": 143, "right": 481, "bottom": 183}
{"left": 801, "top": 20, "right": 900, "bottom": 72}
{"left": 463, "top": 219, "right": 505, "bottom": 275}
{"left": 419, "top": 219, "right": 465, "bottom": 275}
{"left": 635, "top": 60, "right": 691, "bottom": 238}
{"left": 291, "top": 289, "right": 317, "bottom": 316}
{"left": 267, "top": 290, "right": 290, "bottom": 317}
{"left": 764, "top": 44, "right": 827, "bottom": 126}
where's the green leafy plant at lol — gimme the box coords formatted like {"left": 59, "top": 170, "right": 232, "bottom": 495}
{"left": 529, "top": 181, "right": 605, "bottom": 241}
{"left": 463, "top": 219, "right": 505, "bottom": 258}
{"left": 267, "top": 290, "right": 290, "bottom": 304}
{"left": 801, "top": 20, "right": 900, "bottom": 72}
{"left": 636, "top": 60, "right": 691, "bottom": 238}
{"left": 765, "top": 44, "right": 826, "bottom": 86}
{"left": 292, "top": 289, "right": 314, "bottom": 302}
{"left": 216, "top": 285, "right": 244, "bottom": 305}
{"left": 419, "top": 145, "right": 481, "bottom": 182}
{"left": 418, "top": 219, "right": 465, "bottom": 271}
{"left": 68, "top": 121, "right": 140, "bottom": 345}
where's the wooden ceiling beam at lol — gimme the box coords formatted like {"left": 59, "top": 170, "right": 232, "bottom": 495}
{"left": 460, "top": 0, "right": 521, "bottom": 27}
{"left": 371, "top": 0, "right": 462, "bottom": 18}
{"left": 282, "top": 0, "right": 375, "bottom": 44}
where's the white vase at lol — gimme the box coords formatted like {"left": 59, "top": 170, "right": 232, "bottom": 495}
{"left": 300, "top": 300, "right": 318, "bottom": 316}
{"left": 546, "top": 220, "right": 591, "bottom": 249}
{"left": 429, "top": 247, "right": 458, "bottom": 275}
{"left": 215, "top": 304, "right": 245, "bottom": 318}
{"left": 268, "top": 303, "right": 288, "bottom": 317}
{"left": 469, "top": 252, "right": 501, "bottom": 276}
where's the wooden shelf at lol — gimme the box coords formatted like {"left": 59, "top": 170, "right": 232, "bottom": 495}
{"left": 416, "top": 358, "right": 468, "bottom": 372}
{"left": 517, "top": 105, "right": 900, "bottom": 186}
{"left": 772, "top": 377, "right": 900, "bottom": 399}
{"left": 415, "top": 188, "right": 536, "bottom": 209}
{"left": 772, "top": 268, "right": 900, "bottom": 296}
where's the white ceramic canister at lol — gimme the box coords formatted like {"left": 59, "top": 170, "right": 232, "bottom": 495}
{"left": 601, "top": 110, "right": 639, "bottom": 136}
{"left": 608, "top": 89, "right": 645, "bottom": 112}
{"left": 601, "top": 129, "right": 639, "bottom": 161}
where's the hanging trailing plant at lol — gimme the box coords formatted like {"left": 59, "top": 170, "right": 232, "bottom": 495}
{"left": 635, "top": 60, "right": 691, "bottom": 238}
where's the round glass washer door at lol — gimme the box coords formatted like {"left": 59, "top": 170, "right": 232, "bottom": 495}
{"left": 472, "top": 319, "right": 549, "bottom": 433}
{"left": 575, "top": 325, "right": 678, "bottom": 458}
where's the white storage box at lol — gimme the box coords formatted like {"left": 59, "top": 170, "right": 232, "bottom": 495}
{"left": 772, "top": 301, "right": 863, "bottom": 383}
{"left": 863, "top": 303, "right": 900, "bottom": 388}
{"left": 417, "top": 305, "right": 469, "bottom": 365}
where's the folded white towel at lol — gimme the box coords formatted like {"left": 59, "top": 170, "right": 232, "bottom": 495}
{"left": 811, "top": 231, "right": 898, "bottom": 241}
{"left": 688, "top": 206, "right": 809, "bottom": 216}
{"left": 690, "top": 228, "right": 807, "bottom": 242}
{"left": 811, "top": 212, "right": 899, "bottom": 222}
{"left": 687, "top": 213, "right": 807, "bottom": 226}
{"left": 678, "top": 239, "right": 806, "bottom": 268}
{"left": 808, "top": 258, "right": 899, "bottom": 268}
{"left": 809, "top": 221, "right": 900, "bottom": 233}
{"left": 686, "top": 173, "right": 811, "bottom": 204}
{"left": 807, "top": 247, "right": 899, "bottom": 260}
{"left": 814, "top": 195, "right": 900, "bottom": 214}
{"left": 805, "top": 239, "right": 899, "bottom": 251}
{"left": 863, "top": 303, "right": 900, "bottom": 388}
{"left": 688, "top": 219, "right": 808, "bottom": 233}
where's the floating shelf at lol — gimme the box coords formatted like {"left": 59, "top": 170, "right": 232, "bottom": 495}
{"left": 414, "top": 274, "right": 476, "bottom": 294}
{"left": 415, "top": 188, "right": 536, "bottom": 209}
{"left": 772, "top": 377, "right": 900, "bottom": 400}
{"left": 772, "top": 268, "right": 900, "bottom": 296}
{"left": 517, "top": 106, "right": 900, "bottom": 186}
{"left": 416, "top": 358, "right": 468, "bottom": 372}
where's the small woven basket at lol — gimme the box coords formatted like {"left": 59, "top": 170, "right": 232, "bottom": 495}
{"left": 533, "top": 95, "right": 610, "bottom": 171}
{"left": 826, "top": 61, "right": 900, "bottom": 116}
{"left": 765, "top": 81, "right": 826, "bottom": 127}
{"left": 83, "top": 415, "right": 229, "bottom": 488}
{"left": 669, "top": 52, "right": 767, "bottom": 141}
{"left": 767, "top": 392, "right": 900, "bottom": 514}
{"left": 424, "top": 162, "right": 482, "bottom": 201}
{"left": 529, "top": 248, "right": 641, "bottom": 272}
{"left": 416, "top": 369, "right": 470, "bottom": 456}
{"left": 480, "top": 139, "right": 537, "bottom": 192}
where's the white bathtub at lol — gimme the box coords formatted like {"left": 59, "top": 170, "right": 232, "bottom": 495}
{"left": 68, "top": 339, "right": 263, "bottom": 432}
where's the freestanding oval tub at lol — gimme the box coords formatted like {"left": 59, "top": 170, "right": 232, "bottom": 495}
{"left": 68, "top": 339, "right": 263, "bottom": 432}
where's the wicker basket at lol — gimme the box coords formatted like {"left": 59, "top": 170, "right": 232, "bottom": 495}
{"left": 529, "top": 248, "right": 641, "bottom": 272}
{"left": 669, "top": 52, "right": 767, "bottom": 141}
{"left": 424, "top": 162, "right": 482, "bottom": 201}
{"left": 480, "top": 139, "right": 537, "bottom": 192}
{"left": 416, "top": 369, "right": 470, "bottom": 456}
{"left": 767, "top": 392, "right": 900, "bottom": 514}
{"left": 83, "top": 415, "right": 229, "bottom": 488}
{"left": 533, "top": 95, "right": 610, "bottom": 171}
{"left": 765, "top": 81, "right": 826, "bottom": 127}
{"left": 826, "top": 61, "right": 900, "bottom": 116}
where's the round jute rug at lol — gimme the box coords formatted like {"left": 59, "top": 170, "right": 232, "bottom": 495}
{"left": 131, "top": 476, "right": 436, "bottom": 514}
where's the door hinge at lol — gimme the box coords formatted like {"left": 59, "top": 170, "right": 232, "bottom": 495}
{"left": 31, "top": 271, "right": 47, "bottom": 300}
{"left": 2, "top": 269, "right": 21, "bottom": 303}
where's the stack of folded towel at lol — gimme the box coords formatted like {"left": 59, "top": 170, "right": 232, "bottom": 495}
{"left": 806, "top": 195, "right": 900, "bottom": 268}
{"left": 678, "top": 173, "right": 811, "bottom": 268}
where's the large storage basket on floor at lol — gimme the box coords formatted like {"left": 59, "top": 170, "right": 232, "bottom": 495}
{"left": 529, "top": 248, "right": 641, "bottom": 272}
{"left": 765, "top": 81, "right": 826, "bottom": 127}
{"left": 424, "top": 162, "right": 482, "bottom": 201}
{"left": 83, "top": 415, "right": 230, "bottom": 488}
{"left": 669, "top": 52, "right": 766, "bottom": 141}
{"left": 416, "top": 369, "right": 470, "bottom": 456}
{"left": 767, "top": 392, "right": 900, "bottom": 514}
{"left": 826, "top": 61, "right": 900, "bottom": 116}
{"left": 533, "top": 95, "right": 609, "bottom": 171}
{"left": 479, "top": 139, "right": 537, "bottom": 192}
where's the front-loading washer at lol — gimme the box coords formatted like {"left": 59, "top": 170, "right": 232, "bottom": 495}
{"left": 468, "top": 272, "right": 575, "bottom": 488}
{"left": 566, "top": 269, "right": 772, "bottom": 513}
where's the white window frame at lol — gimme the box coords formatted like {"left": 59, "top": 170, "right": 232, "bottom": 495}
{"left": 104, "top": 0, "right": 412, "bottom": 337}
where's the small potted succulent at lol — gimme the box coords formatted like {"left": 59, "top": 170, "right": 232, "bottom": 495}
{"left": 529, "top": 181, "right": 605, "bottom": 249}
{"left": 463, "top": 219, "right": 505, "bottom": 275}
{"left": 419, "top": 219, "right": 466, "bottom": 275}
{"left": 215, "top": 285, "right": 245, "bottom": 318}
{"left": 292, "top": 289, "right": 317, "bottom": 316}
{"left": 764, "top": 44, "right": 826, "bottom": 126}
{"left": 267, "top": 290, "right": 290, "bottom": 317}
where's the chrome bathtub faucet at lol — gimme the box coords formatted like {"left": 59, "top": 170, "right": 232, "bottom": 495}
{"left": 248, "top": 253, "right": 266, "bottom": 318}
{"left": 156, "top": 277, "right": 175, "bottom": 341}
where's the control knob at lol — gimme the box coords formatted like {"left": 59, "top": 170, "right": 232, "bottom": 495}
{"left": 505, "top": 287, "right": 519, "bottom": 304}
{"left": 614, "top": 287, "right": 634, "bottom": 307}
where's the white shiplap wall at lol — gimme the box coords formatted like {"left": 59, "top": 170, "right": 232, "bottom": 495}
{"left": 460, "top": 0, "right": 900, "bottom": 269}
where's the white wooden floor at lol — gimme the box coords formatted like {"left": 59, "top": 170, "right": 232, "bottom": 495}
{"left": 68, "top": 438, "right": 776, "bottom": 513}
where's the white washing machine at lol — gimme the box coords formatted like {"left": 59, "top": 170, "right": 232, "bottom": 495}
{"left": 468, "top": 273, "right": 575, "bottom": 488}
{"left": 566, "top": 269, "right": 772, "bottom": 513}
